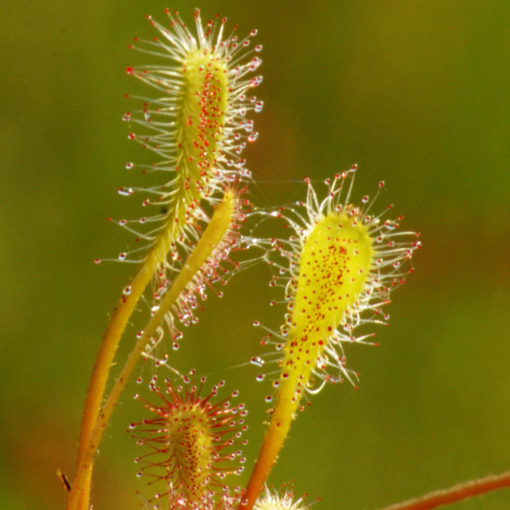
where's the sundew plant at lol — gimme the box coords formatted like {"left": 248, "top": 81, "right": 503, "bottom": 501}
{"left": 62, "top": 8, "right": 510, "bottom": 510}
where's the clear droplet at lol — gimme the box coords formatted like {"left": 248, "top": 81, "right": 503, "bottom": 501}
{"left": 249, "top": 75, "right": 263, "bottom": 87}
{"left": 249, "top": 57, "right": 262, "bottom": 70}
{"left": 250, "top": 356, "right": 265, "bottom": 367}
{"left": 118, "top": 187, "right": 134, "bottom": 197}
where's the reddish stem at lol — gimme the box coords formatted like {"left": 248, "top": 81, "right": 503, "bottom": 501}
{"left": 379, "top": 470, "right": 510, "bottom": 510}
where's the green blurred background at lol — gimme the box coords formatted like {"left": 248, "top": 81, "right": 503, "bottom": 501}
{"left": 2, "top": 1, "right": 510, "bottom": 509}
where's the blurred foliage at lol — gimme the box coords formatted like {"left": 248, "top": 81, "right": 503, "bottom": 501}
{"left": 1, "top": 1, "right": 509, "bottom": 509}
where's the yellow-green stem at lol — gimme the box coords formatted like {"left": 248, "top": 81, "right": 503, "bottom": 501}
{"left": 68, "top": 190, "right": 236, "bottom": 510}
{"left": 240, "top": 354, "right": 302, "bottom": 510}
{"left": 69, "top": 233, "right": 171, "bottom": 510}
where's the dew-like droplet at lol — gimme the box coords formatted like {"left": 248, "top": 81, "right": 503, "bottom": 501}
{"left": 125, "top": 162, "right": 134, "bottom": 170}
{"left": 243, "top": 119, "right": 254, "bottom": 132}
{"left": 254, "top": 100, "right": 264, "bottom": 113}
{"left": 123, "top": 285, "right": 132, "bottom": 296}
{"left": 249, "top": 75, "right": 263, "bottom": 87}
{"left": 247, "top": 132, "right": 258, "bottom": 143}
{"left": 256, "top": 374, "right": 265, "bottom": 382}
{"left": 118, "top": 187, "right": 134, "bottom": 197}
{"left": 249, "top": 57, "right": 262, "bottom": 70}
{"left": 250, "top": 356, "right": 265, "bottom": 367}
{"left": 118, "top": 252, "right": 127, "bottom": 261}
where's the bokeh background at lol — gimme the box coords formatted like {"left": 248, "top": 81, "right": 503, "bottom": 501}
{"left": 2, "top": 1, "right": 510, "bottom": 509}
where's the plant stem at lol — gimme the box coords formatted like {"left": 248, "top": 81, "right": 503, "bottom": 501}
{"left": 240, "top": 370, "right": 301, "bottom": 510}
{"left": 379, "top": 470, "right": 510, "bottom": 510}
{"left": 69, "top": 244, "right": 165, "bottom": 510}
{"left": 68, "top": 191, "right": 236, "bottom": 510}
